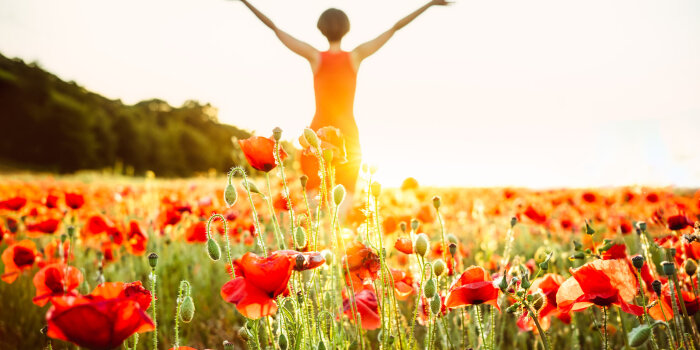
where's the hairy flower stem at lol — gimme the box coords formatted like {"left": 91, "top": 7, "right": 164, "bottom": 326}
{"left": 332, "top": 203, "right": 362, "bottom": 345}
{"left": 602, "top": 306, "right": 608, "bottom": 350}
{"left": 526, "top": 305, "right": 550, "bottom": 350}
{"left": 149, "top": 268, "right": 157, "bottom": 350}
{"left": 435, "top": 207, "right": 448, "bottom": 266}
{"left": 229, "top": 167, "right": 267, "bottom": 256}
{"left": 668, "top": 278, "right": 687, "bottom": 346}
{"left": 635, "top": 270, "right": 659, "bottom": 349}
{"left": 372, "top": 195, "right": 391, "bottom": 347}
{"left": 475, "top": 305, "right": 488, "bottom": 350}
{"left": 409, "top": 256, "right": 426, "bottom": 349}
{"left": 616, "top": 308, "right": 631, "bottom": 350}
{"left": 207, "top": 214, "right": 234, "bottom": 278}
{"left": 174, "top": 282, "right": 186, "bottom": 347}
{"left": 273, "top": 139, "right": 296, "bottom": 233}
{"left": 265, "top": 173, "right": 286, "bottom": 250}
{"left": 671, "top": 272, "right": 700, "bottom": 346}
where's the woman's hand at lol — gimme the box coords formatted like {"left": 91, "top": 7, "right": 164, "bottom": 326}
{"left": 430, "top": 0, "right": 453, "bottom": 5}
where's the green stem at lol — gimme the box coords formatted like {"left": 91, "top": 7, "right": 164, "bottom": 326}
{"left": 475, "top": 305, "right": 488, "bottom": 350}
{"left": 229, "top": 167, "right": 267, "bottom": 256}
{"left": 265, "top": 172, "right": 286, "bottom": 249}
{"left": 150, "top": 269, "right": 157, "bottom": 350}
{"left": 602, "top": 306, "right": 608, "bottom": 350}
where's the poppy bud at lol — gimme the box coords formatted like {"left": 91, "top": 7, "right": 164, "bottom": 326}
{"left": 433, "top": 259, "right": 446, "bottom": 277}
{"left": 237, "top": 326, "right": 249, "bottom": 341}
{"left": 510, "top": 217, "right": 518, "bottom": 228}
{"left": 411, "top": 219, "right": 419, "bottom": 232}
{"left": 400, "top": 221, "right": 407, "bottom": 233}
{"left": 294, "top": 227, "right": 306, "bottom": 249}
{"left": 521, "top": 275, "right": 531, "bottom": 289}
{"left": 371, "top": 182, "right": 381, "bottom": 198}
{"left": 207, "top": 238, "right": 221, "bottom": 261}
{"left": 60, "top": 233, "right": 68, "bottom": 243}
{"left": 224, "top": 183, "right": 237, "bottom": 207}
{"left": 295, "top": 254, "right": 305, "bottom": 270}
{"left": 387, "top": 336, "right": 395, "bottom": 346}
{"left": 430, "top": 294, "right": 442, "bottom": 315}
{"left": 148, "top": 252, "right": 159, "bottom": 268}
{"left": 272, "top": 127, "right": 282, "bottom": 142}
{"left": 323, "top": 291, "right": 333, "bottom": 309}
{"left": 424, "top": 279, "right": 437, "bottom": 298}
{"left": 67, "top": 225, "right": 76, "bottom": 238}
{"left": 506, "top": 303, "right": 520, "bottom": 314}
{"left": 685, "top": 259, "right": 697, "bottom": 276}
{"left": 297, "top": 291, "right": 304, "bottom": 305}
{"left": 661, "top": 261, "right": 675, "bottom": 276}
{"left": 448, "top": 243, "right": 457, "bottom": 257}
{"left": 598, "top": 240, "right": 613, "bottom": 252}
{"left": 447, "top": 233, "right": 458, "bottom": 245}
{"left": 631, "top": 255, "right": 644, "bottom": 270}
{"left": 243, "top": 181, "right": 262, "bottom": 195}
{"left": 651, "top": 280, "right": 662, "bottom": 296}
{"left": 279, "top": 332, "right": 288, "bottom": 350}
{"left": 538, "top": 261, "right": 549, "bottom": 271}
{"left": 303, "top": 128, "right": 320, "bottom": 149}
{"left": 317, "top": 340, "right": 327, "bottom": 350}
{"left": 333, "top": 185, "right": 346, "bottom": 207}
{"left": 414, "top": 234, "right": 429, "bottom": 257}
{"left": 322, "top": 149, "right": 333, "bottom": 164}
{"left": 40, "top": 326, "right": 48, "bottom": 335}
{"left": 628, "top": 324, "right": 652, "bottom": 347}
{"left": 322, "top": 250, "right": 333, "bottom": 265}
{"left": 573, "top": 240, "right": 583, "bottom": 251}
{"left": 569, "top": 252, "right": 585, "bottom": 260}
{"left": 636, "top": 221, "right": 647, "bottom": 232}
{"left": 300, "top": 175, "right": 308, "bottom": 189}
{"left": 432, "top": 196, "right": 441, "bottom": 209}
{"left": 584, "top": 220, "right": 595, "bottom": 235}
{"left": 498, "top": 275, "right": 508, "bottom": 292}
{"left": 532, "top": 291, "right": 546, "bottom": 311}
{"left": 180, "top": 296, "right": 195, "bottom": 323}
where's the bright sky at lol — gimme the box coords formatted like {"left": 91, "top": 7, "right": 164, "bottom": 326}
{"left": 1, "top": 0, "right": 699, "bottom": 187}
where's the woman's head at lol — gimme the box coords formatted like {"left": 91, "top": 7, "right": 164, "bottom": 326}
{"left": 317, "top": 8, "right": 349, "bottom": 42}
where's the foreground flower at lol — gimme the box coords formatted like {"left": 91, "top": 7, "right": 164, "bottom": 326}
{"left": 517, "top": 273, "right": 570, "bottom": 332}
{"left": 238, "top": 136, "right": 288, "bottom": 172}
{"left": 33, "top": 263, "right": 83, "bottom": 306}
{"left": 445, "top": 266, "right": 500, "bottom": 309}
{"left": 2, "top": 240, "right": 41, "bottom": 283}
{"left": 220, "top": 252, "right": 294, "bottom": 319}
{"left": 343, "top": 241, "right": 381, "bottom": 291}
{"left": 343, "top": 288, "right": 380, "bottom": 330}
{"left": 46, "top": 282, "right": 154, "bottom": 350}
{"left": 556, "top": 259, "right": 643, "bottom": 315}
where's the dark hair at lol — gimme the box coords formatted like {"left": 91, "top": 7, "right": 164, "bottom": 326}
{"left": 317, "top": 8, "right": 350, "bottom": 42}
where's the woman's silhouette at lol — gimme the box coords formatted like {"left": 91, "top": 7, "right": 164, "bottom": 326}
{"left": 239, "top": 0, "right": 450, "bottom": 197}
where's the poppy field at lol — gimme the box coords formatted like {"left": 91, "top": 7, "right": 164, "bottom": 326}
{"left": 2, "top": 129, "right": 700, "bottom": 350}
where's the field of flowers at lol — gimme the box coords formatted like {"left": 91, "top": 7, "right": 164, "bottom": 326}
{"left": 1, "top": 129, "right": 700, "bottom": 350}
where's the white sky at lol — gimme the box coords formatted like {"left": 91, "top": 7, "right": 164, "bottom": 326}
{"left": 1, "top": 0, "right": 699, "bottom": 187}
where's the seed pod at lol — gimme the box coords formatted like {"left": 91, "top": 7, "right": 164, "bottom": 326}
{"left": 400, "top": 221, "right": 407, "bottom": 233}
{"left": 224, "top": 183, "right": 237, "bottom": 207}
{"left": 224, "top": 340, "right": 235, "bottom": 350}
{"left": 628, "top": 324, "right": 652, "bottom": 347}
{"left": 179, "top": 296, "right": 195, "bottom": 323}
{"left": 636, "top": 221, "right": 647, "bottom": 232}
{"left": 433, "top": 259, "right": 446, "bottom": 277}
{"left": 423, "top": 279, "right": 437, "bottom": 298}
{"left": 303, "top": 128, "right": 320, "bottom": 148}
{"left": 430, "top": 294, "right": 442, "bottom": 315}
{"left": 531, "top": 291, "right": 546, "bottom": 311}
{"left": 651, "top": 280, "right": 662, "bottom": 296}
{"left": 148, "top": 253, "right": 159, "bottom": 268}
{"left": 300, "top": 175, "right": 308, "bottom": 189}
{"left": 333, "top": 184, "right": 346, "bottom": 207}
{"left": 432, "top": 196, "right": 441, "bottom": 209}
{"left": 60, "top": 233, "right": 67, "bottom": 243}
{"left": 661, "top": 261, "right": 675, "bottom": 276}
{"left": 206, "top": 238, "right": 221, "bottom": 261}
{"left": 67, "top": 225, "right": 76, "bottom": 238}
{"left": 411, "top": 219, "right": 419, "bottom": 232}
{"left": 414, "top": 234, "right": 429, "bottom": 257}
{"left": 448, "top": 243, "right": 457, "bottom": 257}
{"left": 631, "top": 255, "right": 644, "bottom": 270}
{"left": 510, "top": 217, "right": 518, "bottom": 228}
{"left": 236, "top": 326, "right": 249, "bottom": 341}
{"left": 371, "top": 182, "right": 382, "bottom": 198}
{"left": 294, "top": 227, "right": 307, "bottom": 249}
{"left": 278, "top": 332, "right": 288, "bottom": 350}
{"left": 272, "top": 127, "right": 282, "bottom": 142}
{"left": 295, "top": 254, "right": 306, "bottom": 270}
{"left": 685, "top": 259, "right": 697, "bottom": 276}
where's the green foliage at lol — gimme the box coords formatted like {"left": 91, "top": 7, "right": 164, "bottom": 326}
{"left": 0, "top": 52, "right": 258, "bottom": 177}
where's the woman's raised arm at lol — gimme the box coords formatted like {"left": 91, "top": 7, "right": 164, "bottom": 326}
{"left": 352, "top": 0, "right": 451, "bottom": 63}
{"left": 239, "top": 0, "right": 319, "bottom": 65}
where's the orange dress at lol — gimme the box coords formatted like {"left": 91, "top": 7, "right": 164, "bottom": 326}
{"left": 301, "top": 50, "right": 362, "bottom": 193}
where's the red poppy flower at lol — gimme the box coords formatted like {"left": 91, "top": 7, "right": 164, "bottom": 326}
{"left": 185, "top": 221, "right": 208, "bottom": 243}
{"left": 390, "top": 268, "right": 415, "bottom": 300}
{"left": 238, "top": 136, "right": 288, "bottom": 172}
{"left": 27, "top": 218, "right": 60, "bottom": 234}
{"left": 220, "top": 252, "right": 293, "bottom": 319}
{"left": 394, "top": 237, "right": 413, "bottom": 254}
{"left": 667, "top": 214, "right": 692, "bottom": 231}
{"left": 648, "top": 282, "right": 698, "bottom": 321}
{"left": 343, "top": 288, "right": 380, "bottom": 330}
{"left": 43, "top": 240, "right": 72, "bottom": 265}
{"left": 87, "top": 215, "right": 112, "bottom": 235}
{"left": 271, "top": 250, "right": 325, "bottom": 271}
{"left": 65, "top": 192, "right": 85, "bottom": 210}
{"left": 517, "top": 273, "right": 570, "bottom": 332}
{"left": 33, "top": 263, "right": 83, "bottom": 306}
{"left": 298, "top": 126, "right": 347, "bottom": 190}
{"left": 46, "top": 282, "right": 154, "bottom": 350}
{"left": 445, "top": 266, "right": 500, "bottom": 310}
{"left": 556, "top": 259, "right": 643, "bottom": 315}
{"left": 0, "top": 196, "right": 26, "bottom": 211}
{"left": 343, "top": 241, "right": 381, "bottom": 291}
{"left": 2, "top": 240, "right": 41, "bottom": 283}
{"left": 523, "top": 205, "right": 547, "bottom": 225}
{"left": 45, "top": 194, "right": 59, "bottom": 208}
{"left": 125, "top": 221, "right": 148, "bottom": 256}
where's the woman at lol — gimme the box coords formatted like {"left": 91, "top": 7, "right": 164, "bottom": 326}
{"left": 239, "top": 0, "right": 450, "bottom": 197}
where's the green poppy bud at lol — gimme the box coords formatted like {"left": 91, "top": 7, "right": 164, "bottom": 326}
{"left": 584, "top": 220, "right": 595, "bottom": 235}
{"left": 67, "top": 225, "right": 76, "bottom": 238}
{"left": 294, "top": 226, "right": 307, "bottom": 249}
{"left": 400, "top": 221, "right": 407, "bottom": 233}
{"left": 628, "top": 324, "right": 652, "bottom": 347}
{"left": 573, "top": 240, "right": 583, "bottom": 251}
{"left": 236, "top": 327, "right": 249, "bottom": 341}
{"left": 430, "top": 294, "right": 442, "bottom": 315}
{"left": 224, "top": 183, "right": 237, "bottom": 207}
{"left": 411, "top": 219, "right": 419, "bottom": 232}
{"left": 569, "top": 251, "right": 585, "bottom": 260}
{"left": 317, "top": 340, "right": 327, "bottom": 350}
{"left": 371, "top": 182, "right": 382, "bottom": 198}
{"left": 539, "top": 261, "right": 549, "bottom": 271}
{"left": 498, "top": 275, "right": 508, "bottom": 292}
{"left": 323, "top": 291, "right": 333, "bottom": 309}
{"left": 303, "top": 128, "right": 320, "bottom": 148}
{"left": 333, "top": 184, "right": 346, "bottom": 207}
{"left": 243, "top": 181, "right": 262, "bottom": 195}
{"left": 179, "top": 296, "right": 195, "bottom": 323}
{"left": 414, "top": 234, "right": 429, "bottom": 257}
{"left": 207, "top": 238, "right": 221, "bottom": 261}
{"left": 60, "top": 233, "right": 67, "bottom": 243}
{"left": 685, "top": 259, "right": 697, "bottom": 276}
{"left": 278, "top": 332, "right": 288, "bottom": 350}
{"left": 322, "top": 250, "right": 333, "bottom": 265}
{"left": 423, "top": 279, "right": 437, "bottom": 298}
{"left": 506, "top": 303, "right": 520, "bottom": 314}
{"left": 521, "top": 275, "right": 531, "bottom": 289}
{"left": 447, "top": 233, "right": 458, "bottom": 245}
{"left": 148, "top": 252, "right": 158, "bottom": 268}
{"left": 433, "top": 259, "right": 446, "bottom": 277}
